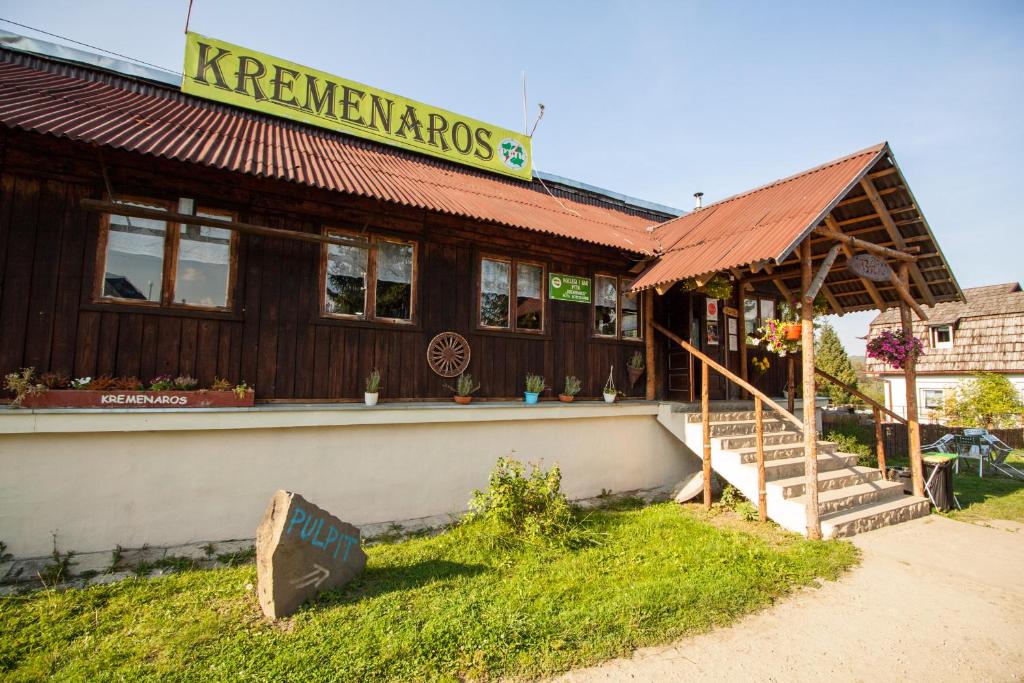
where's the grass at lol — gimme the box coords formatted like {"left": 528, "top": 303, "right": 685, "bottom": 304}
{"left": 943, "top": 451, "right": 1024, "bottom": 525}
{"left": 0, "top": 503, "right": 857, "bottom": 682}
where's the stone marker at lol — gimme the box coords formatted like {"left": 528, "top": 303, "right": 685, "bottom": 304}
{"left": 256, "top": 490, "right": 367, "bottom": 620}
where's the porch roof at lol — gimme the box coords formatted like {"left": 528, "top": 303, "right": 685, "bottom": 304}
{"left": 630, "top": 143, "right": 963, "bottom": 316}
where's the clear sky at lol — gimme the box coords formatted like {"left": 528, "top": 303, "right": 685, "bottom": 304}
{"left": 2, "top": 1, "right": 1021, "bottom": 354}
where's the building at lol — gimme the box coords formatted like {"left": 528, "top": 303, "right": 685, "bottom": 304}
{"left": 0, "top": 30, "right": 962, "bottom": 558}
{"left": 866, "top": 282, "right": 1024, "bottom": 420}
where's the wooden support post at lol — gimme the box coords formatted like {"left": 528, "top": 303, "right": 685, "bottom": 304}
{"left": 644, "top": 292, "right": 656, "bottom": 400}
{"left": 873, "top": 406, "right": 887, "bottom": 477}
{"left": 899, "top": 266, "right": 925, "bottom": 498}
{"left": 737, "top": 281, "right": 748, "bottom": 398}
{"left": 755, "top": 397, "right": 767, "bottom": 522}
{"left": 787, "top": 355, "right": 795, "bottom": 414}
{"left": 801, "top": 240, "right": 822, "bottom": 540}
{"left": 702, "top": 361, "right": 712, "bottom": 511}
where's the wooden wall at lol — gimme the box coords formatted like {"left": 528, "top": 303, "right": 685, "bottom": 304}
{"left": 0, "top": 129, "right": 651, "bottom": 401}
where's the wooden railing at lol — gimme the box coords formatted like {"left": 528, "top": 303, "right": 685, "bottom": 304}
{"left": 813, "top": 367, "right": 906, "bottom": 477}
{"left": 652, "top": 321, "right": 803, "bottom": 521}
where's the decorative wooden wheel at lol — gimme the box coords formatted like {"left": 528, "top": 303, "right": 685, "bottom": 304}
{"left": 427, "top": 331, "right": 471, "bottom": 378}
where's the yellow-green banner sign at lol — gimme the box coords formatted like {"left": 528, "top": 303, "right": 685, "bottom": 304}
{"left": 181, "top": 33, "right": 532, "bottom": 180}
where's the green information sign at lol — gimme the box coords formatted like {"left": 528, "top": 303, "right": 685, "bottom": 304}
{"left": 549, "top": 274, "right": 591, "bottom": 303}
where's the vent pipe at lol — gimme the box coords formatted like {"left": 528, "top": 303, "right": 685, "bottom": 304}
{"left": 693, "top": 191, "right": 704, "bottom": 210}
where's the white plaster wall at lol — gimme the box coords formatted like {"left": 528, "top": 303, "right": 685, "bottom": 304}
{"left": 882, "top": 374, "right": 1024, "bottom": 421}
{"left": 0, "top": 409, "right": 694, "bottom": 557}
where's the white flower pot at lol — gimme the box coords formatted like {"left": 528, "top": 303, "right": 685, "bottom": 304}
{"left": 603, "top": 392, "right": 616, "bottom": 404}
{"left": 364, "top": 392, "right": 379, "bottom": 406}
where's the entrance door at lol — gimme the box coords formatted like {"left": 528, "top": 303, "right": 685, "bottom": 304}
{"left": 664, "top": 288, "right": 692, "bottom": 401}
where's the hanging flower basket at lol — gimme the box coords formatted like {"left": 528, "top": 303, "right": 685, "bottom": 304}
{"left": 866, "top": 329, "right": 924, "bottom": 370}
{"left": 755, "top": 319, "right": 802, "bottom": 356}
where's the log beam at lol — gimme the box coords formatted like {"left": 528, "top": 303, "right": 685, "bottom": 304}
{"left": 800, "top": 240, "right": 822, "bottom": 540}
{"left": 644, "top": 292, "right": 656, "bottom": 400}
{"left": 860, "top": 178, "right": 935, "bottom": 305}
{"left": 814, "top": 225, "right": 917, "bottom": 262}
{"left": 805, "top": 244, "right": 841, "bottom": 301}
{"left": 900, "top": 264, "right": 925, "bottom": 498}
{"left": 825, "top": 215, "right": 886, "bottom": 310}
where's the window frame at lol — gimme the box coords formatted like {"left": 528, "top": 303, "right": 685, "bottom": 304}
{"left": 921, "top": 388, "right": 945, "bottom": 410}
{"left": 931, "top": 324, "right": 953, "bottom": 350}
{"left": 591, "top": 273, "right": 643, "bottom": 342}
{"left": 476, "top": 254, "right": 546, "bottom": 335}
{"left": 94, "top": 196, "right": 239, "bottom": 312}
{"left": 319, "top": 227, "right": 418, "bottom": 325}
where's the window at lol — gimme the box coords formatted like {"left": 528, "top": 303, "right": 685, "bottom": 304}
{"left": 98, "top": 198, "right": 236, "bottom": 310}
{"left": 593, "top": 274, "right": 643, "bottom": 341}
{"left": 931, "top": 325, "right": 953, "bottom": 349}
{"left": 479, "top": 256, "right": 545, "bottom": 332}
{"left": 922, "top": 389, "right": 944, "bottom": 410}
{"left": 744, "top": 297, "right": 779, "bottom": 344}
{"left": 322, "top": 230, "right": 416, "bottom": 323}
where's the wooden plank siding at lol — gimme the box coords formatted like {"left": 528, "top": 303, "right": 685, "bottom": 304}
{"left": 0, "top": 129, "right": 656, "bottom": 401}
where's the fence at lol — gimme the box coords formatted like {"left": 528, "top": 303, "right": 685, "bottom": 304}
{"left": 822, "top": 410, "right": 1024, "bottom": 459}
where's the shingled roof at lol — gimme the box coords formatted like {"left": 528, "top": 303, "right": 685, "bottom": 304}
{"left": 867, "top": 283, "right": 1024, "bottom": 374}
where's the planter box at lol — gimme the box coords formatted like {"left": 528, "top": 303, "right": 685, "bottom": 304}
{"left": 20, "top": 390, "right": 255, "bottom": 409}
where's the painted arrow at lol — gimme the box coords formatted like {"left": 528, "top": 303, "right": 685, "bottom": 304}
{"left": 291, "top": 563, "right": 330, "bottom": 590}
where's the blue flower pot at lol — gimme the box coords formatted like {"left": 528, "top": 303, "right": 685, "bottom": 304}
{"left": 524, "top": 391, "right": 540, "bottom": 404}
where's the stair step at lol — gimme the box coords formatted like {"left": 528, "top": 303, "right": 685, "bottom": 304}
{"left": 686, "top": 410, "right": 765, "bottom": 423}
{"left": 820, "top": 496, "right": 931, "bottom": 539}
{"left": 789, "top": 480, "right": 906, "bottom": 515}
{"left": 708, "top": 419, "right": 796, "bottom": 437}
{"left": 763, "top": 451, "right": 859, "bottom": 480}
{"left": 719, "top": 431, "right": 804, "bottom": 450}
{"left": 731, "top": 440, "right": 836, "bottom": 464}
{"left": 770, "top": 466, "right": 883, "bottom": 498}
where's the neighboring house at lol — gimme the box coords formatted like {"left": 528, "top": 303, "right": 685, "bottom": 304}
{"left": 866, "top": 282, "right": 1024, "bottom": 421}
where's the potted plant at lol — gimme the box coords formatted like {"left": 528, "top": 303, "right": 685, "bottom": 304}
{"left": 757, "top": 318, "right": 802, "bottom": 356}
{"left": 603, "top": 367, "right": 617, "bottom": 403}
{"left": 560, "top": 375, "right": 581, "bottom": 403}
{"left": 866, "top": 329, "right": 924, "bottom": 370}
{"left": 626, "top": 351, "right": 645, "bottom": 386}
{"left": 364, "top": 368, "right": 381, "bottom": 406}
{"left": 7, "top": 368, "right": 255, "bottom": 408}
{"left": 524, "top": 373, "right": 546, "bottom": 404}
{"left": 446, "top": 372, "right": 480, "bottom": 404}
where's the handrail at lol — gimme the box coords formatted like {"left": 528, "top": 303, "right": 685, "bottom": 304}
{"left": 652, "top": 321, "right": 804, "bottom": 430}
{"left": 813, "top": 367, "right": 906, "bottom": 424}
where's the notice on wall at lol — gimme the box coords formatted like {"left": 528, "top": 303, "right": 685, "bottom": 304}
{"left": 706, "top": 320, "right": 720, "bottom": 346}
{"left": 729, "top": 334, "right": 738, "bottom": 351}
{"left": 182, "top": 32, "right": 533, "bottom": 180}
{"left": 727, "top": 317, "right": 737, "bottom": 335}
{"left": 549, "top": 274, "right": 592, "bottom": 303}
{"left": 706, "top": 298, "right": 719, "bottom": 318}
{"left": 256, "top": 490, "right": 367, "bottom": 620}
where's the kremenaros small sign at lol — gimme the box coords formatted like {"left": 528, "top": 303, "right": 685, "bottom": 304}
{"left": 549, "top": 274, "right": 591, "bottom": 303}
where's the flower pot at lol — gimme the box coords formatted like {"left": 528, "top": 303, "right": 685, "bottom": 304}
{"left": 782, "top": 323, "right": 801, "bottom": 341}
{"left": 627, "top": 366, "right": 644, "bottom": 386}
{"left": 364, "top": 392, "right": 379, "bottom": 406}
{"left": 603, "top": 392, "right": 617, "bottom": 404}
{"left": 558, "top": 394, "right": 575, "bottom": 403}
{"left": 524, "top": 391, "right": 540, "bottom": 404}
{"left": 453, "top": 395, "right": 472, "bottom": 405}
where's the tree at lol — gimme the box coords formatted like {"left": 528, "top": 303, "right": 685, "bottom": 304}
{"left": 941, "top": 372, "right": 1024, "bottom": 428}
{"left": 815, "top": 322, "right": 858, "bottom": 405}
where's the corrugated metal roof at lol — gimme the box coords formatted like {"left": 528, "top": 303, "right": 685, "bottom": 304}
{"left": 0, "top": 51, "right": 662, "bottom": 254}
{"left": 631, "top": 144, "right": 887, "bottom": 291}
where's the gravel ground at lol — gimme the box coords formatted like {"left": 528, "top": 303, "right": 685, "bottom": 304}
{"left": 553, "top": 515, "right": 1024, "bottom": 683}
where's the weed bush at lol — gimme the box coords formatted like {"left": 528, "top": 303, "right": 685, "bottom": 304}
{"left": 826, "top": 429, "right": 875, "bottom": 468}
{"left": 464, "top": 457, "right": 594, "bottom": 548}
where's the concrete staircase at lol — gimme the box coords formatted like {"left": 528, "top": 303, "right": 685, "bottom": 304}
{"left": 657, "top": 404, "right": 930, "bottom": 539}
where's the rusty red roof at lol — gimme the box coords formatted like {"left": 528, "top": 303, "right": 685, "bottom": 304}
{"left": 0, "top": 52, "right": 663, "bottom": 254}
{"left": 631, "top": 144, "right": 888, "bottom": 292}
